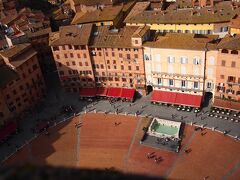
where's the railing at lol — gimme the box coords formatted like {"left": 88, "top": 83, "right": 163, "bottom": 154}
{"left": 152, "top": 84, "right": 203, "bottom": 92}
{"left": 151, "top": 71, "right": 204, "bottom": 79}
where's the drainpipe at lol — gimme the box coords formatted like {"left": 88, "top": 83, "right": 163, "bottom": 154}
{"left": 203, "top": 43, "right": 208, "bottom": 104}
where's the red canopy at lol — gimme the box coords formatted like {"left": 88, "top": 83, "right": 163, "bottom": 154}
{"left": 96, "top": 87, "right": 108, "bottom": 96}
{"left": 151, "top": 90, "right": 202, "bottom": 107}
{"left": 107, "top": 87, "right": 122, "bottom": 98}
{"left": 175, "top": 93, "right": 202, "bottom": 108}
{"left": 0, "top": 122, "right": 17, "bottom": 142}
{"left": 79, "top": 88, "right": 97, "bottom": 97}
{"left": 213, "top": 98, "right": 240, "bottom": 111}
{"left": 121, "top": 88, "right": 135, "bottom": 101}
{"left": 151, "top": 90, "right": 177, "bottom": 104}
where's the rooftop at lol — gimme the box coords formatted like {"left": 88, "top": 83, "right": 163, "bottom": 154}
{"left": 125, "top": 1, "right": 240, "bottom": 24}
{"left": 144, "top": 33, "right": 218, "bottom": 51}
{"left": 124, "top": 2, "right": 150, "bottom": 22}
{"left": 230, "top": 15, "right": 240, "bottom": 29}
{"left": 72, "top": 0, "right": 115, "bottom": 6}
{"left": 26, "top": 27, "right": 52, "bottom": 39}
{"left": 90, "top": 25, "right": 147, "bottom": 48}
{"left": 0, "top": 64, "right": 18, "bottom": 88}
{"left": 217, "top": 35, "right": 240, "bottom": 50}
{"left": 49, "top": 24, "right": 93, "bottom": 46}
{"left": 0, "top": 43, "right": 37, "bottom": 67}
{"left": 71, "top": 5, "right": 123, "bottom": 24}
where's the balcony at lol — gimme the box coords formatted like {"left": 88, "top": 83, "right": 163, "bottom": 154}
{"left": 152, "top": 84, "right": 203, "bottom": 92}
{"left": 151, "top": 71, "right": 204, "bottom": 79}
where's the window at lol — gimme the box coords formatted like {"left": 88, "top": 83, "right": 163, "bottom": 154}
{"left": 181, "top": 66, "right": 187, "bottom": 75}
{"left": 62, "top": 46, "right": 65, "bottom": 50}
{"left": 193, "top": 57, "right": 201, "bottom": 65}
{"left": 209, "top": 56, "right": 215, "bottom": 65}
{"left": 144, "top": 54, "right": 150, "bottom": 61}
{"left": 221, "top": 49, "right": 228, "bottom": 54}
{"left": 66, "top": 62, "right": 70, "bottom": 66}
{"left": 127, "top": 54, "right": 130, "bottom": 60}
{"left": 85, "top": 62, "right": 88, "bottom": 66}
{"left": 68, "top": 70, "right": 72, "bottom": 75}
{"left": 56, "top": 54, "right": 60, "bottom": 59}
{"left": 208, "top": 68, "right": 213, "bottom": 77}
{"left": 156, "top": 65, "right": 161, "bottom": 72}
{"left": 64, "top": 54, "right": 68, "bottom": 58}
{"left": 193, "top": 82, "right": 199, "bottom": 89}
{"left": 121, "top": 65, "right": 124, "bottom": 70}
{"left": 68, "top": 45, "right": 72, "bottom": 49}
{"left": 134, "top": 54, "right": 138, "bottom": 59}
{"left": 101, "top": 64, "right": 104, "bottom": 69}
{"left": 221, "top": 60, "right": 226, "bottom": 66}
{"left": 80, "top": 45, "right": 86, "bottom": 50}
{"left": 98, "top": 52, "right": 102, "bottom": 56}
{"left": 128, "top": 66, "right": 131, "bottom": 70}
{"left": 167, "top": 56, "right": 175, "bottom": 63}
{"left": 207, "top": 82, "right": 212, "bottom": 89}
{"left": 72, "top": 61, "right": 76, "bottom": 65}
{"left": 112, "top": 52, "right": 115, "bottom": 57}
{"left": 169, "top": 79, "right": 174, "bottom": 86}
{"left": 70, "top": 53, "right": 74, "bottom": 58}
{"left": 119, "top": 53, "right": 123, "bottom": 58}
{"left": 107, "top": 60, "right": 110, "bottom": 64}
{"left": 83, "top": 53, "right": 87, "bottom": 58}
{"left": 77, "top": 54, "right": 81, "bottom": 58}
{"left": 220, "top": 27, "right": 228, "bottom": 32}
{"left": 136, "top": 66, "right": 139, "bottom": 71}
{"left": 181, "top": 80, "right": 186, "bottom": 88}
{"left": 79, "top": 62, "right": 82, "bottom": 66}
{"left": 231, "top": 50, "right": 238, "bottom": 55}
{"left": 157, "top": 78, "right": 162, "bottom": 85}
{"left": 231, "top": 61, "right": 236, "bottom": 67}
{"left": 113, "top": 60, "right": 116, "bottom": 64}
{"left": 180, "top": 57, "right": 188, "bottom": 64}
{"left": 220, "top": 75, "right": 224, "bottom": 79}
{"left": 135, "top": 40, "right": 138, "bottom": 44}
{"left": 105, "top": 52, "right": 108, "bottom": 56}
{"left": 155, "top": 54, "right": 161, "bottom": 62}
{"left": 53, "top": 46, "right": 59, "bottom": 51}
{"left": 74, "top": 45, "right": 80, "bottom": 50}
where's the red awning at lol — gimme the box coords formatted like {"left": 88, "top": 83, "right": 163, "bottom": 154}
{"left": 213, "top": 98, "right": 240, "bottom": 111}
{"left": 96, "top": 87, "right": 108, "bottom": 96}
{"left": 175, "top": 93, "right": 202, "bottom": 108}
{"left": 0, "top": 122, "right": 17, "bottom": 142}
{"left": 121, "top": 88, "right": 135, "bottom": 100}
{"left": 151, "top": 90, "right": 177, "bottom": 104}
{"left": 79, "top": 88, "right": 97, "bottom": 97}
{"left": 151, "top": 90, "right": 202, "bottom": 107}
{"left": 107, "top": 87, "right": 122, "bottom": 98}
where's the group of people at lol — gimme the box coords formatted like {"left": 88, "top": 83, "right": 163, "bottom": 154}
{"left": 146, "top": 152, "right": 162, "bottom": 164}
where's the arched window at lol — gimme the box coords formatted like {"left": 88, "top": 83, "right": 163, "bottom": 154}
{"left": 221, "top": 49, "right": 228, "bottom": 54}
{"left": 231, "top": 50, "right": 238, "bottom": 55}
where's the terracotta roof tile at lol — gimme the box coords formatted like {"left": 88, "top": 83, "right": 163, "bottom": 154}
{"left": 71, "top": 5, "right": 123, "bottom": 24}
{"left": 125, "top": 1, "right": 240, "bottom": 24}
{"left": 143, "top": 33, "right": 218, "bottom": 51}
{"left": 217, "top": 35, "right": 240, "bottom": 50}
{"left": 49, "top": 24, "right": 93, "bottom": 46}
{"left": 90, "top": 25, "right": 142, "bottom": 48}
